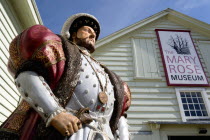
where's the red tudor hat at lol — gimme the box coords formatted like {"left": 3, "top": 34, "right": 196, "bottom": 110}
{"left": 61, "top": 13, "right": 100, "bottom": 41}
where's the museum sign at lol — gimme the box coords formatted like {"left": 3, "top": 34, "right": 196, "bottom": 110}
{"left": 155, "top": 29, "right": 209, "bottom": 86}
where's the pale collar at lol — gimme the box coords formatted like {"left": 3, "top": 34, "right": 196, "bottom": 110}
{"left": 78, "top": 46, "right": 91, "bottom": 56}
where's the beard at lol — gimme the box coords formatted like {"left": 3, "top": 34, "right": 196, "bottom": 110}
{"left": 74, "top": 37, "right": 95, "bottom": 53}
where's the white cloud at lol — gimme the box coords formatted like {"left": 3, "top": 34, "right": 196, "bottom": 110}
{"left": 174, "top": 0, "right": 210, "bottom": 11}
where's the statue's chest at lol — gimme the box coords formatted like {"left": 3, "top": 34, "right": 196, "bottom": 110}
{"left": 66, "top": 54, "right": 115, "bottom": 117}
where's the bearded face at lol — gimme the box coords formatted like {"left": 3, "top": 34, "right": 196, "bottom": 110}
{"left": 72, "top": 26, "right": 96, "bottom": 53}
{"left": 74, "top": 36, "right": 95, "bottom": 53}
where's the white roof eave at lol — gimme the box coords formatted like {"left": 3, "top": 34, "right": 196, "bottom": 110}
{"left": 96, "top": 11, "right": 169, "bottom": 48}
{"left": 96, "top": 8, "right": 210, "bottom": 48}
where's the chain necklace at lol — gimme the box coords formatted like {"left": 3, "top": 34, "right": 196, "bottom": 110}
{"left": 71, "top": 41, "right": 108, "bottom": 104}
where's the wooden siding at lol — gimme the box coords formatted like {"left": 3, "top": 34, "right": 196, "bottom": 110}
{"left": 198, "top": 41, "right": 210, "bottom": 77}
{"left": 0, "top": 2, "right": 20, "bottom": 125}
{"left": 94, "top": 17, "right": 210, "bottom": 133}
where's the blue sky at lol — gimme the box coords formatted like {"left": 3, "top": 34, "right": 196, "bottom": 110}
{"left": 36, "top": 0, "right": 210, "bottom": 39}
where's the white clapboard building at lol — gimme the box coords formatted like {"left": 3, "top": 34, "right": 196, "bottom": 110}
{"left": 94, "top": 8, "right": 210, "bottom": 140}
{"left": 0, "top": 0, "right": 42, "bottom": 124}
{"left": 1, "top": 1, "right": 210, "bottom": 139}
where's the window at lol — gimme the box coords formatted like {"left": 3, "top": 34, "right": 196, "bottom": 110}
{"left": 132, "top": 38, "right": 161, "bottom": 79}
{"left": 176, "top": 88, "right": 210, "bottom": 122}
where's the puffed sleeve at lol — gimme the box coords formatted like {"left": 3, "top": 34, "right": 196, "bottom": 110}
{"left": 121, "top": 82, "right": 131, "bottom": 117}
{"left": 7, "top": 25, "right": 67, "bottom": 126}
{"left": 8, "top": 25, "right": 66, "bottom": 89}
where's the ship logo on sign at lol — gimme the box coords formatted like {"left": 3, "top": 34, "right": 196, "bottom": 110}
{"left": 168, "top": 34, "right": 191, "bottom": 55}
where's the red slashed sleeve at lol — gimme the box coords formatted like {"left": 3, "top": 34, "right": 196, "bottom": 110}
{"left": 8, "top": 25, "right": 66, "bottom": 89}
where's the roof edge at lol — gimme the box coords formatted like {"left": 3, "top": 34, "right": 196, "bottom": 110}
{"left": 96, "top": 9, "right": 170, "bottom": 48}
{"left": 8, "top": 0, "right": 43, "bottom": 30}
{"left": 96, "top": 8, "right": 210, "bottom": 48}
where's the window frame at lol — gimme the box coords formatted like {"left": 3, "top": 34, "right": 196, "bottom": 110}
{"left": 131, "top": 38, "right": 161, "bottom": 80}
{"left": 175, "top": 88, "right": 210, "bottom": 122}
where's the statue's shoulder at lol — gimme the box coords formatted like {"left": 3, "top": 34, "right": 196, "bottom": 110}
{"left": 19, "top": 25, "right": 61, "bottom": 59}
{"left": 8, "top": 25, "right": 65, "bottom": 78}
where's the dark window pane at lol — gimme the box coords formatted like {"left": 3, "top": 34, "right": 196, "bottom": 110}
{"left": 185, "top": 111, "right": 190, "bottom": 116}
{"left": 191, "top": 92, "right": 196, "bottom": 97}
{"left": 183, "top": 104, "right": 188, "bottom": 110}
{"left": 196, "top": 92, "right": 202, "bottom": 97}
{"left": 187, "top": 98, "right": 192, "bottom": 103}
{"left": 189, "top": 104, "right": 194, "bottom": 110}
{"left": 200, "top": 104, "right": 206, "bottom": 110}
{"left": 180, "top": 92, "right": 185, "bottom": 97}
{"left": 196, "top": 111, "right": 202, "bottom": 116}
{"left": 186, "top": 93, "right": 191, "bottom": 97}
{"left": 194, "top": 104, "right": 200, "bottom": 110}
{"left": 181, "top": 98, "right": 187, "bottom": 103}
{"left": 190, "top": 111, "right": 196, "bottom": 116}
{"left": 192, "top": 98, "right": 198, "bottom": 103}
{"left": 198, "top": 98, "right": 204, "bottom": 103}
{"left": 202, "top": 111, "right": 208, "bottom": 116}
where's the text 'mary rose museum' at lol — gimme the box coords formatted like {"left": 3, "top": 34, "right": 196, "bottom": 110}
{"left": 156, "top": 29, "right": 209, "bottom": 86}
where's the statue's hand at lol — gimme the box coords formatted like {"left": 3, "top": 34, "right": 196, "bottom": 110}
{"left": 50, "top": 112, "right": 82, "bottom": 136}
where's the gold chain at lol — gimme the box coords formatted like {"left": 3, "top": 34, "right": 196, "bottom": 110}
{"left": 71, "top": 41, "right": 108, "bottom": 94}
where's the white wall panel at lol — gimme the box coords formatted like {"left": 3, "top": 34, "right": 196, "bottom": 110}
{"left": 94, "top": 17, "right": 210, "bottom": 137}
{"left": 0, "top": 2, "right": 20, "bottom": 125}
